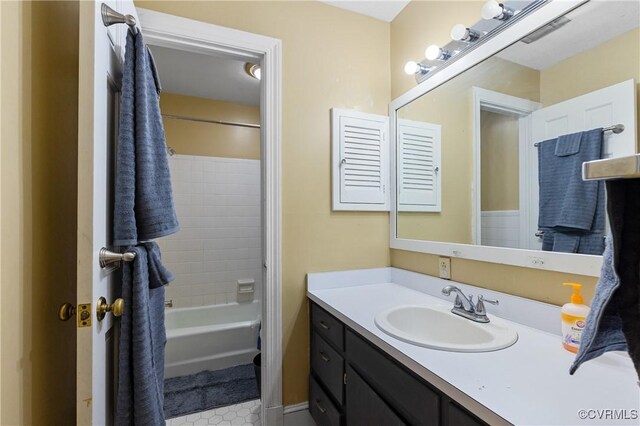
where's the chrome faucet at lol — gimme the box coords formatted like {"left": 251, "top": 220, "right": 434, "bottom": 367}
{"left": 442, "top": 285, "right": 498, "bottom": 323}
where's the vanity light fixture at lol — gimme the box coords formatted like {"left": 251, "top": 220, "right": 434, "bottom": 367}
{"left": 244, "top": 63, "right": 261, "bottom": 80}
{"left": 450, "top": 24, "right": 481, "bottom": 43}
{"left": 425, "top": 45, "right": 454, "bottom": 61}
{"left": 404, "top": 61, "right": 433, "bottom": 76}
{"left": 481, "top": 0, "right": 515, "bottom": 21}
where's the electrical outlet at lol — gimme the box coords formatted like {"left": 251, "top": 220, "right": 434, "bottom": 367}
{"left": 439, "top": 257, "right": 451, "bottom": 279}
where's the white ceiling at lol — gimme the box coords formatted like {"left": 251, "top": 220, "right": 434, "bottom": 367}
{"left": 148, "top": 45, "right": 261, "bottom": 106}
{"left": 497, "top": 0, "right": 640, "bottom": 70}
{"left": 319, "top": 0, "right": 410, "bottom": 22}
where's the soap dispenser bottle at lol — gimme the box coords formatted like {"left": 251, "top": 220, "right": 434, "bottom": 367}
{"left": 561, "top": 282, "right": 590, "bottom": 353}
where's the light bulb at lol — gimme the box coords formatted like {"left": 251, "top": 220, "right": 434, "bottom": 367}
{"left": 425, "top": 45, "right": 443, "bottom": 61}
{"left": 425, "top": 45, "right": 455, "bottom": 61}
{"left": 451, "top": 24, "right": 480, "bottom": 42}
{"left": 451, "top": 24, "right": 468, "bottom": 41}
{"left": 245, "top": 63, "right": 261, "bottom": 80}
{"left": 481, "top": 0, "right": 502, "bottom": 19}
{"left": 404, "top": 61, "right": 432, "bottom": 76}
{"left": 481, "top": 0, "right": 514, "bottom": 21}
{"left": 404, "top": 61, "right": 419, "bottom": 75}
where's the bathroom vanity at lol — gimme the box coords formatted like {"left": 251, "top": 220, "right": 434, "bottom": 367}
{"left": 307, "top": 268, "right": 640, "bottom": 426}
{"left": 309, "top": 302, "right": 487, "bottom": 426}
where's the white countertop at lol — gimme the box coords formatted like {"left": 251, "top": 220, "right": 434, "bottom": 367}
{"left": 307, "top": 268, "right": 640, "bottom": 426}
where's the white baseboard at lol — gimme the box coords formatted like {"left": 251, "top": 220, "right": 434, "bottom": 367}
{"left": 283, "top": 401, "right": 308, "bottom": 414}
{"left": 264, "top": 405, "right": 284, "bottom": 426}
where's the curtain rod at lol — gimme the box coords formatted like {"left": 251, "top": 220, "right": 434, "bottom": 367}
{"left": 161, "top": 113, "right": 261, "bottom": 129}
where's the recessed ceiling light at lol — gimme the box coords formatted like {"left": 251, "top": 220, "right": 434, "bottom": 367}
{"left": 245, "top": 63, "right": 261, "bottom": 80}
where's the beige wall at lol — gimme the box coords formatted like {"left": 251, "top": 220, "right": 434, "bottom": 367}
{"left": 1, "top": 1, "right": 78, "bottom": 424}
{"left": 480, "top": 110, "right": 519, "bottom": 211}
{"left": 397, "top": 57, "right": 539, "bottom": 243}
{"left": 390, "top": 1, "right": 598, "bottom": 307}
{"left": 137, "top": 0, "right": 391, "bottom": 405}
{"left": 160, "top": 93, "right": 260, "bottom": 159}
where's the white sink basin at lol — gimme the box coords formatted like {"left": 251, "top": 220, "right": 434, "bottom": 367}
{"left": 374, "top": 304, "right": 518, "bottom": 352}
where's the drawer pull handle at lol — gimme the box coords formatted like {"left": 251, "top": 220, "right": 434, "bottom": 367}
{"left": 315, "top": 400, "right": 327, "bottom": 414}
{"left": 319, "top": 320, "right": 330, "bottom": 330}
{"left": 320, "top": 351, "right": 330, "bottom": 362}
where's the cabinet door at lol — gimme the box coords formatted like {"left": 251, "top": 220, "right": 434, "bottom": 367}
{"left": 443, "top": 400, "right": 487, "bottom": 426}
{"left": 345, "top": 365, "right": 406, "bottom": 426}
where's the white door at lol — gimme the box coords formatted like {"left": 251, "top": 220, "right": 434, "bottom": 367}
{"left": 527, "top": 79, "right": 637, "bottom": 249}
{"left": 77, "top": 1, "right": 137, "bottom": 424}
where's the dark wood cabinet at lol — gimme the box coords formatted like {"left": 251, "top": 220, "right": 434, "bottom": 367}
{"left": 345, "top": 364, "right": 406, "bottom": 426}
{"left": 309, "top": 301, "right": 488, "bottom": 426}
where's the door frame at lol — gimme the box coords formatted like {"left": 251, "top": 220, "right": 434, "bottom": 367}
{"left": 471, "top": 87, "right": 540, "bottom": 248}
{"left": 136, "top": 8, "right": 284, "bottom": 425}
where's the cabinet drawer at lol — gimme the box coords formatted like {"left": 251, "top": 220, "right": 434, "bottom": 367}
{"left": 310, "top": 376, "right": 341, "bottom": 426}
{"left": 346, "top": 364, "right": 406, "bottom": 426}
{"left": 311, "top": 303, "right": 344, "bottom": 351}
{"left": 312, "top": 332, "right": 344, "bottom": 404}
{"left": 346, "top": 330, "right": 440, "bottom": 425}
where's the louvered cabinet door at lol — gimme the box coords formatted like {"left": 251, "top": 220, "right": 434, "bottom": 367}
{"left": 331, "top": 109, "right": 389, "bottom": 211}
{"left": 398, "top": 119, "right": 442, "bottom": 212}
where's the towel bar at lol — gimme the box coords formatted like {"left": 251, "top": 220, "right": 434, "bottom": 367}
{"left": 99, "top": 247, "right": 136, "bottom": 269}
{"left": 534, "top": 124, "right": 624, "bottom": 147}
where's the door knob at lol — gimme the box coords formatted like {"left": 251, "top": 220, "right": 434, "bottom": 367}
{"left": 58, "top": 302, "right": 92, "bottom": 325}
{"left": 96, "top": 297, "right": 125, "bottom": 321}
{"left": 58, "top": 303, "right": 76, "bottom": 321}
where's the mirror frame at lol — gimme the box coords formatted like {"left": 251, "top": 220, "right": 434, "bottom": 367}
{"left": 389, "top": 0, "right": 604, "bottom": 277}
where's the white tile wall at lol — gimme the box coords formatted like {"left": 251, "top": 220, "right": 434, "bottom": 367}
{"left": 480, "top": 210, "right": 520, "bottom": 248}
{"left": 158, "top": 155, "right": 262, "bottom": 309}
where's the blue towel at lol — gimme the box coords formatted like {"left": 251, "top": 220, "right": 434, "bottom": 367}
{"left": 116, "top": 243, "right": 173, "bottom": 425}
{"left": 571, "top": 179, "right": 640, "bottom": 380}
{"left": 537, "top": 128, "right": 603, "bottom": 231}
{"left": 113, "top": 30, "right": 179, "bottom": 246}
{"left": 537, "top": 128, "right": 605, "bottom": 254}
{"left": 554, "top": 132, "right": 582, "bottom": 156}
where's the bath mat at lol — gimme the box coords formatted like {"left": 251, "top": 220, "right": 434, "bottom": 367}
{"left": 164, "top": 364, "right": 259, "bottom": 419}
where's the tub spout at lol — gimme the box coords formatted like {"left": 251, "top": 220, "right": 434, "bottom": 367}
{"left": 165, "top": 300, "right": 173, "bottom": 308}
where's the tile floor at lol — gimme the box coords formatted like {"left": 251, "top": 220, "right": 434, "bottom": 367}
{"left": 166, "top": 400, "right": 316, "bottom": 426}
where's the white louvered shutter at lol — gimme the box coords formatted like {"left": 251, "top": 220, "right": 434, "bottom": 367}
{"left": 398, "top": 119, "right": 441, "bottom": 212}
{"left": 332, "top": 109, "right": 389, "bottom": 211}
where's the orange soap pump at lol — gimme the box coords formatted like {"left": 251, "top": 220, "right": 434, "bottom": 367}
{"left": 561, "top": 282, "right": 590, "bottom": 353}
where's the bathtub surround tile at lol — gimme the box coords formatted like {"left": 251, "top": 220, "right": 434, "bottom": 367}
{"left": 164, "top": 365, "right": 259, "bottom": 420}
{"left": 160, "top": 155, "right": 262, "bottom": 309}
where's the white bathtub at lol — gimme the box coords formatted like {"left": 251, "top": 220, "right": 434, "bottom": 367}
{"left": 164, "top": 301, "right": 261, "bottom": 379}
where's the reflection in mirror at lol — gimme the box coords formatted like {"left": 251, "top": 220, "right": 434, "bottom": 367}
{"left": 396, "top": 0, "right": 639, "bottom": 258}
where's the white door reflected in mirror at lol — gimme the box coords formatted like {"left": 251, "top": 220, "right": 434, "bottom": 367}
{"left": 393, "top": 0, "right": 638, "bottom": 266}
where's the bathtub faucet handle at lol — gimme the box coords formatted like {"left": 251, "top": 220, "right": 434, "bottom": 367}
{"left": 165, "top": 300, "right": 173, "bottom": 308}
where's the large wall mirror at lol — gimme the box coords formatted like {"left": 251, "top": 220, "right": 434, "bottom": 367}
{"left": 391, "top": 0, "right": 639, "bottom": 276}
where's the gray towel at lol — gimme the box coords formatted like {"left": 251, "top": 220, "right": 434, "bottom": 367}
{"left": 537, "top": 128, "right": 603, "bottom": 231}
{"left": 116, "top": 243, "right": 174, "bottom": 425}
{"left": 570, "top": 179, "right": 640, "bottom": 380}
{"left": 555, "top": 132, "right": 582, "bottom": 156}
{"left": 113, "top": 30, "right": 179, "bottom": 246}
